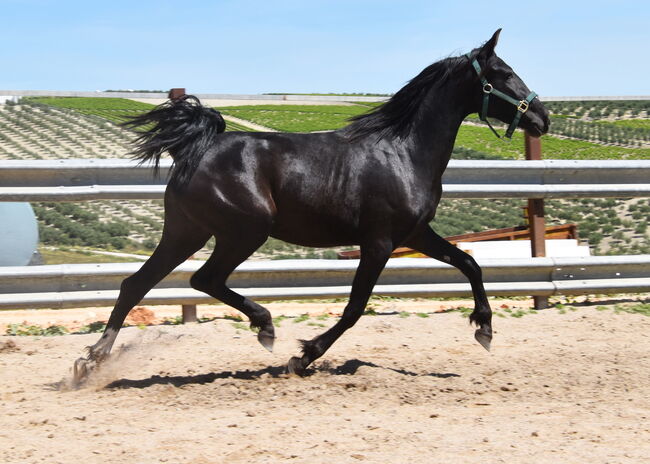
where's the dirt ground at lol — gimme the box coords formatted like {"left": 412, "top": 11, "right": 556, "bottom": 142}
{"left": 1, "top": 299, "right": 649, "bottom": 464}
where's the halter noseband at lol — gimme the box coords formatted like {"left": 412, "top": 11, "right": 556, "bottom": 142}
{"left": 466, "top": 54, "right": 537, "bottom": 140}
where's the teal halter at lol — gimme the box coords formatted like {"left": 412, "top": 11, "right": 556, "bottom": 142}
{"left": 466, "top": 54, "right": 537, "bottom": 140}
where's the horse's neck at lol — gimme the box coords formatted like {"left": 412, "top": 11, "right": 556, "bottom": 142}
{"left": 409, "top": 78, "right": 473, "bottom": 174}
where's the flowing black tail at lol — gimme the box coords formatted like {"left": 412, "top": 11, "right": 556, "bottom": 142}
{"left": 121, "top": 95, "right": 226, "bottom": 187}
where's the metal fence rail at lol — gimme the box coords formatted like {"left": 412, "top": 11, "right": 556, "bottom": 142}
{"left": 1, "top": 158, "right": 649, "bottom": 310}
{"left": 1, "top": 256, "right": 648, "bottom": 309}
{"left": 1, "top": 159, "right": 650, "bottom": 201}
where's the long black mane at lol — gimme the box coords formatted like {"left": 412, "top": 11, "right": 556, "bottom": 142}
{"left": 344, "top": 55, "right": 467, "bottom": 141}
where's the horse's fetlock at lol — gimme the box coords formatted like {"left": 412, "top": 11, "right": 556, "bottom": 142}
{"left": 299, "top": 338, "right": 320, "bottom": 359}
{"left": 469, "top": 308, "right": 491, "bottom": 328}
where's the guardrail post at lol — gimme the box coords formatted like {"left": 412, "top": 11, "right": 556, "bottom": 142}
{"left": 182, "top": 304, "right": 198, "bottom": 323}
{"left": 525, "top": 134, "right": 549, "bottom": 309}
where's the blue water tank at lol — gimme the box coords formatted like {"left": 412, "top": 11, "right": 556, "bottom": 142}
{"left": 0, "top": 202, "right": 39, "bottom": 266}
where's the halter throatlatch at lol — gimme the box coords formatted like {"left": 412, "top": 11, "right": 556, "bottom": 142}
{"left": 466, "top": 54, "right": 537, "bottom": 140}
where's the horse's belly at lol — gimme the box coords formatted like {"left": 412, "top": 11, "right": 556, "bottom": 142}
{"left": 270, "top": 211, "right": 359, "bottom": 247}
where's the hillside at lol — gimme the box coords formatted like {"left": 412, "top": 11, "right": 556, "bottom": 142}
{"left": 1, "top": 96, "right": 649, "bottom": 262}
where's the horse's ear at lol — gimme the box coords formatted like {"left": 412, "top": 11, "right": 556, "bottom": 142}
{"left": 478, "top": 28, "right": 502, "bottom": 61}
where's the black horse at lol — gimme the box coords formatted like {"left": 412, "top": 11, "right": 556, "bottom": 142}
{"left": 74, "top": 29, "right": 549, "bottom": 382}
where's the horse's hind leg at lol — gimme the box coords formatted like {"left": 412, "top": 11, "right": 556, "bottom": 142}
{"left": 73, "top": 217, "right": 210, "bottom": 384}
{"left": 287, "top": 238, "right": 393, "bottom": 375}
{"left": 189, "top": 229, "right": 275, "bottom": 351}
{"left": 405, "top": 225, "right": 493, "bottom": 351}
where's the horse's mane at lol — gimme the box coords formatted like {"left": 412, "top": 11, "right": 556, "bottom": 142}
{"left": 344, "top": 55, "right": 467, "bottom": 141}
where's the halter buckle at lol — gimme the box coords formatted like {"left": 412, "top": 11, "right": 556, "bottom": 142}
{"left": 482, "top": 83, "right": 493, "bottom": 94}
{"left": 517, "top": 100, "right": 529, "bottom": 113}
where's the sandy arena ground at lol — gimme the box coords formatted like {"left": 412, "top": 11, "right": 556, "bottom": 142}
{"left": 1, "top": 300, "right": 649, "bottom": 464}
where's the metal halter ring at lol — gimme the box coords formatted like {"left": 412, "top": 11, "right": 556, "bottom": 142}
{"left": 482, "top": 83, "right": 493, "bottom": 94}
{"left": 517, "top": 100, "right": 529, "bottom": 113}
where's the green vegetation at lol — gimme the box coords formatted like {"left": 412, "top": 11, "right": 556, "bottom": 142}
{"left": 549, "top": 117, "right": 649, "bottom": 147}
{"left": 556, "top": 302, "right": 650, "bottom": 317}
{"left": 6, "top": 323, "right": 69, "bottom": 336}
{"left": 217, "top": 104, "right": 368, "bottom": 132}
{"left": 605, "top": 119, "right": 650, "bottom": 130}
{"left": 230, "top": 321, "right": 252, "bottom": 331}
{"left": 75, "top": 321, "right": 107, "bottom": 334}
{"left": 33, "top": 202, "right": 131, "bottom": 249}
{"left": 432, "top": 197, "right": 523, "bottom": 237}
{"left": 543, "top": 100, "right": 650, "bottom": 120}
{"left": 30, "top": 200, "right": 166, "bottom": 259}
{"left": 38, "top": 247, "right": 145, "bottom": 264}
{"left": 293, "top": 313, "right": 311, "bottom": 323}
{"left": 433, "top": 197, "right": 650, "bottom": 255}
{"left": 23, "top": 97, "right": 255, "bottom": 133}
{"left": 224, "top": 119, "right": 257, "bottom": 132}
{"left": 24, "top": 97, "right": 155, "bottom": 124}
{"left": 0, "top": 103, "right": 133, "bottom": 159}
{"left": 456, "top": 124, "right": 650, "bottom": 160}
{"left": 609, "top": 302, "right": 650, "bottom": 316}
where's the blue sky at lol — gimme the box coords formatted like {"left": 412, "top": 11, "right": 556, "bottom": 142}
{"left": 1, "top": 0, "right": 648, "bottom": 97}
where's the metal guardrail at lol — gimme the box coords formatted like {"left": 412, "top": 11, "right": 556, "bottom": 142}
{"left": 0, "top": 159, "right": 649, "bottom": 309}
{"left": 1, "top": 159, "right": 650, "bottom": 201}
{"left": 0, "top": 256, "right": 648, "bottom": 309}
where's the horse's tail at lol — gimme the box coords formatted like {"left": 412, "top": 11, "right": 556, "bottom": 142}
{"left": 121, "top": 95, "right": 226, "bottom": 187}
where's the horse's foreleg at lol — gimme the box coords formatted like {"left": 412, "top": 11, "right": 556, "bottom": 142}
{"left": 287, "top": 239, "right": 393, "bottom": 375}
{"left": 73, "top": 226, "right": 209, "bottom": 386}
{"left": 405, "top": 225, "right": 493, "bottom": 351}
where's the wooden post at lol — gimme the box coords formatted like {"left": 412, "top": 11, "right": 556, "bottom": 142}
{"left": 168, "top": 88, "right": 186, "bottom": 101}
{"left": 525, "top": 134, "right": 549, "bottom": 309}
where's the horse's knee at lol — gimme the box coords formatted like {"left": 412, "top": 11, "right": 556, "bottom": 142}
{"left": 190, "top": 271, "right": 229, "bottom": 300}
{"left": 119, "top": 274, "right": 141, "bottom": 294}
{"left": 461, "top": 254, "right": 482, "bottom": 277}
{"left": 190, "top": 271, "right": 210, "bottom": 294}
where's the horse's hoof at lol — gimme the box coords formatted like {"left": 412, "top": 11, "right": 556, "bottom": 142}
{"left": 257, "top": 331, "right": 275, "bottom": 353}
{"left": 474, "top": 329, "right": 492, "bottom": 352}
{"left": 72, "top": 357, "right": 92, "bottom": 388}
{"left": 286, "top": 356, "right": 306, "bottom": 376}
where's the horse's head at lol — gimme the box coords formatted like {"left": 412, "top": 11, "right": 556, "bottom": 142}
{"left": 468, "top": 29, "right": 550, "bottom": 138}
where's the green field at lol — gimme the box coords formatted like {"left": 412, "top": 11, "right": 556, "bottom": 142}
{"left": 456, "top": 124, "right": 650, "bottom": 160}
{"left": 217, "top": 104, "right": 369, "bottom": 132}
{"left": 216, "top": 105, "right": 650, "bottom": 160}
{"left": 543, "top": 100, "right": 650, "bottom": 119}
{"left": 26, "top": 97, "right": 155, "bottom": 124}
{"left": 602, "top": 119, "right": 650, "bottom": 129}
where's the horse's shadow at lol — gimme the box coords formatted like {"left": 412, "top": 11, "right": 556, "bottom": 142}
{"left": 103, "top": 359, "right": 459, "bottom": 390}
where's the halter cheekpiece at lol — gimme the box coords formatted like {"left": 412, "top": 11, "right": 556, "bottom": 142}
{"left": 466, "top": 53, "right": 537, "bottom": 140}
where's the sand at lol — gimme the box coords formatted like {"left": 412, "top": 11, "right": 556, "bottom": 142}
{"left": 1, "top": 302, "right": 649, "bottom": 463}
